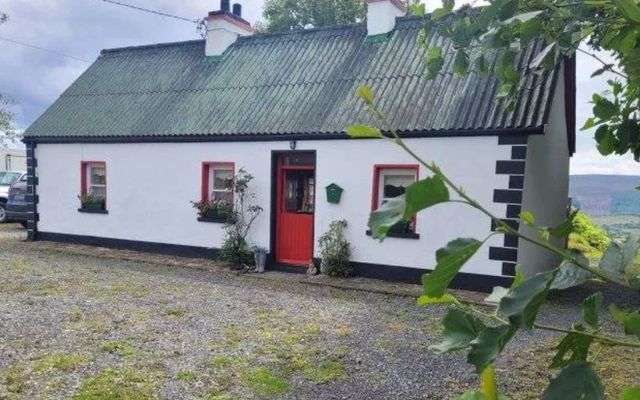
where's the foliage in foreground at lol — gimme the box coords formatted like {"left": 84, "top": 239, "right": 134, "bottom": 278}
{"left": 348, "top": 85, "right": 640, "bottom": 399}
{"left": 410, "top": 0, "right": 640, "bottom": 160}
{"left": 318, "top": 220, "right": 353, "bottom": 277}
{"left": 218, "top": 168, "right": 263, "bottom": 267}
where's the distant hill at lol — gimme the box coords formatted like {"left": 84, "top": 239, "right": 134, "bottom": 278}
{"left": 570, "top": 175, "right": 640, "bottom": 216}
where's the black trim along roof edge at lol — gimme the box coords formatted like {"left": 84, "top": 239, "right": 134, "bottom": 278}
{"left": 22, "top": 126, "right": 544, "bottom": 144}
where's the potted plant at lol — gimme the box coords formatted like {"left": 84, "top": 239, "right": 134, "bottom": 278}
{"left": 78, "top": 194, "right": 105, "bottom": 211}
{"left": 191, "top": 199, "right": 233, "bottom": 221}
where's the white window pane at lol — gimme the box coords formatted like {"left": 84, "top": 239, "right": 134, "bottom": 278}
{"left": 212, "top": 191, "right": 233, "bottom": 204}
{"left": 90, "top": 167, "right": 106, "bottom": 185}
{"left": 382, "top": 174, "right": 414, "bottom": 199}
{"left": 89, "top": 186, "right": 106, "bottom": 198}
{"left": 212, "top": 169, "right": 233, "bottom": 190}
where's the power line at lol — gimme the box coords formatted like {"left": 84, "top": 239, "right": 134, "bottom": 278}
{"left": 95, "top": 0, "right": 199, "bottom": 23}
{"left": 0, "top": 36, "right": 91, "bottom": 63}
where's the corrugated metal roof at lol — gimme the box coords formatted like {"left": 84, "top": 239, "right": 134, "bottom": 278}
{"left": 24, "top": 16, "right": 558, "bottom": 140}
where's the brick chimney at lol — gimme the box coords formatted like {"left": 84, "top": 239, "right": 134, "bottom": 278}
{"left": 365, "top": 0, "right": 406, "bottom": 36}
{"left": 205, "top": 1, "right": 255, "bottom": 57}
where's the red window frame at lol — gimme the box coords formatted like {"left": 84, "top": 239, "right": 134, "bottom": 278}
{"left": 201, "top": 162, "right": 235, "bottom": 203}
{"left": 371, "top": 164, "right": 419, "bottom": 231}
{"left": 80, "top": 161, "right": 107, "bottom": 206}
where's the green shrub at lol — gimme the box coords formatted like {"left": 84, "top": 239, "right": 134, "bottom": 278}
{"left": 319, "top": 220, "right": 352, "bottom": 277}
{"left": 571, "top": 212, "right": 611, "bottom": 252}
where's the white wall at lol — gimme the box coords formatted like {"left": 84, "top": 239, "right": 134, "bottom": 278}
{"left": 0, "top": 149, "right": 27, "bottom": 172}
{"left": 36, "top": 135, "right": 512, "bottom": 277}
{"left": 519, "top": 69, "right": 570, "bottom": 276}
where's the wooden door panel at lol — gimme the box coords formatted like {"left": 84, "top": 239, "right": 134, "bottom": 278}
{"left": 275, "top": 155, "right": 315, "bottom": 265}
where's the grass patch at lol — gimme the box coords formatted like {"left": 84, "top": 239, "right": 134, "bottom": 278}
{"left": 100, "top": 341, "right": 137, "bottom": 357}
{"left": 5, "top": 363, "right": 27, "bottom": 394}
{"left": 33, "top": 352, "right": 91, "bottom": 373}
{"left": 243, "top": 367, "right": 291, "bottom": 396}
{"left": 73, "top": 368, "right": 156, "bottom": 400}
{"left": 210, "top": 355, "right": 244, "bottom": 369}
{"left": 165, "top": 307, "right": 187, "bottom": 319}
{"left": 506, "top": 340, "right": 640, "bottom": 399}
{"left": 303, "top": 360, "right": 345, "bottom": 384}
{"left": 176, "top": 369, "right": 197, "bottom": 382}
{"left": 111, "top": 283, "right": 149, "bottom": 299}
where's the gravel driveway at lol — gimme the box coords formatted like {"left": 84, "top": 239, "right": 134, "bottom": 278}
{"left": 0, "top": 224, "right": 638, "bottom": 399}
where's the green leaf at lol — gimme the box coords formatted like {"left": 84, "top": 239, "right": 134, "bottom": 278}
{"left": 345, "top": 124, "right": 382, "bottom": 138}
{"left": 443, "top": 0, "right": 455, "bottom": 11}
{"left": 476, "top": 54, "right": 489, "bottom": 75}
{"left": 503, "top": 10, "right": 543, "bottom": 24}
{"left": 417, "top": 292, "right": 459, "bottom": 306}
{"left": 595, "top": 125, "right": 615, "bottom": 156}
{"left": 454, "top": 391, "right": 486, "bottom": 400}
{"left": 550, "top": 328, "right": 594, "bottom": 369}
{"left": 454, "top": 51, "right": 470, "bottom": 76}
{"left": 551, "top": 254, "right": 592, "bottom": 290}
{"left": 425, "top": 47, "right": 444, "bottom": 79}
{"left": 549, "top": 209, "right": 579, "bottom": 238}
{"left": 519, "top": 211, "right": 535, "bottom": 225}
{"left": 599, "top": 241, "right": 624, "bottom": 278}
{"left": 485, "top": 286, "right": 509, "bottom": 304}
{"left": 432, "top": 7, "right": 451, "bottom": 20}
{"left": 520, "top": 18, "right": 542, "bottom": 46}
{"left": 357, "top": 85, "right": 374, "bottom": 104}
{"left": 590, "top": 67, "right": 609, "bottom": 78}
{"left": 468, "top": 325, "right": 515, "bottom": 373}
{"left": 622, "top": 387, "right": 640, "bottom": 400}
{"left": 409, "top": 3, "right": 426, "bottom": 17}
{"left": 404, "top": 175, "right": 450, "bottom": 218}
{"left": 430, "top": 309, "right": 485, "bottom": 353}
{"left": 541, "top": 362, "right": 605, "bottom": 400}
{"left": 529, "top": 42, "right": 556, "bottom": 70}
{"left": 593, "top": 98, "right": 617, "bottom": 120}
{"left": 424, "top": 238, "right": 484, "bottom": 298}
{"left": 511, "top": 266, "right": 524, "bottom": 289}
{"left": 614, "top": 0, "right": 640, "bottom": 23}
{"left": 582, "top": 293, "right": 603, "bottom": 329}
{"left": 609, "top": 304, "right": 640, "bottom": 339}
{"left": 499, "top": 269, "right": 557, "bottom": 329}
{"left": 367, "top": 195, "right": 406, "bottom": 239}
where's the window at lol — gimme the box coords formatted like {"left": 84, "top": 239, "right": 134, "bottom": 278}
{"left": 283, "top": 170, "right": 315, "bottom": 214}
{"left": 372, "top": 164, "right": 419, "bottom": 234}
{"left": 81, "top": 161, "right": 107, "bottom": 199}
{"left": 202, "top": 162, "right": 234, "bottom": 204}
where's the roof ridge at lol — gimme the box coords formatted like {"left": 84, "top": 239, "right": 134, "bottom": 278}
{"left": 99, "top": 15, "right": 425, "bottom": 56}
{"left": 100, "top": 39, "right": 204, "bottom": 55}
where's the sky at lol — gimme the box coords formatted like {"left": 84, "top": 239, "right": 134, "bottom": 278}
{"left": 0, "top": 0, "right": 638, "bottom": 176}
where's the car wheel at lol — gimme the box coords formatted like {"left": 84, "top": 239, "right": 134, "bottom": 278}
{"left": 20, "top": 221, "right": 27, "bottom": 228}
{"left": 0, "top": 202, "right": 7, "bottom": 223}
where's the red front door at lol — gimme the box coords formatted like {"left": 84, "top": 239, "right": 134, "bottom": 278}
{"left": 275, "top": 153, "right": 315, "bottom": 265}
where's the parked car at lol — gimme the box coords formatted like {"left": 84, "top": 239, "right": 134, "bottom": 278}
{"left": 0, "top": 171, "right": 26, "bottom": 223}
{"left": 6, "top": 175, "right": 28, "bottom": 228}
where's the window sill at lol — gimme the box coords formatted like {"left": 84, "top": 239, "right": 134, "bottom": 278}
{"left": 197, "top": 216, "right": 228, "bottom": 223}
{"left": 366, "top": 230, "right": 420, "bottom": 240}
{"left": 78, "top": 208, "right": 108, "bottom": 214}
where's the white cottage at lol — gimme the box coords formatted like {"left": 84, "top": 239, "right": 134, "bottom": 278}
{"left": 22, "top": 0, "right": 575, "bottom": 290}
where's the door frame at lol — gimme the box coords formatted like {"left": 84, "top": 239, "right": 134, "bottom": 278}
{"left": 269, "top": 150, "right": 317, "bottom": 268}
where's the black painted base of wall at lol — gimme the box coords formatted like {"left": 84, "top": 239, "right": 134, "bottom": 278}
{"left": 37, "top": 232, "right": 218, "bottom": 259}
{"left": 35, "top": 232, "right": 513, "bottom": 292}
{"left": 352, "top": 262, "right": 513, "bottom": 292}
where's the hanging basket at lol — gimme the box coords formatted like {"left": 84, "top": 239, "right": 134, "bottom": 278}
{"left": 325, "top": 183, "right": 343, "bottom": 204}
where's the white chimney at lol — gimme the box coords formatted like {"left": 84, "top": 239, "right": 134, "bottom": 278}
{"left": 366, "top": 0, "right": 406, "bottom": 36}
{"left": 205, "top": 1, "right": 255, "bottom": 58}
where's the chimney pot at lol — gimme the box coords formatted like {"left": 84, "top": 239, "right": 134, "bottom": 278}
{"left": 232, "top": 3, "right": 242, "bottom": 17}
{"left": 204, "top": 2, "right": 254, "bottom": 57}
{"left": 366, "top": 0, "right": 406, "bottom": 36}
